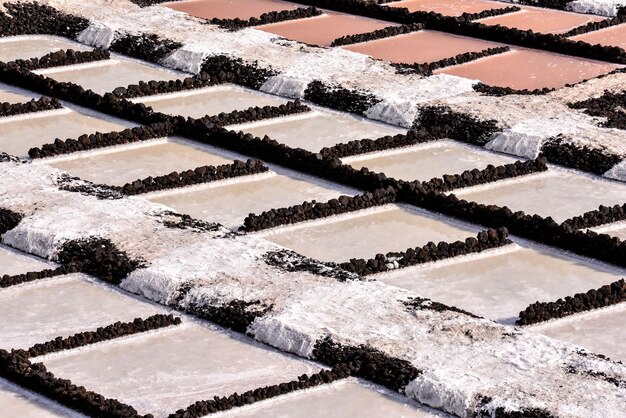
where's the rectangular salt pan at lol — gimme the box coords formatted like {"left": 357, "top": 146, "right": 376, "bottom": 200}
{"left": 342, "top": 30, "right": 504, "bottom": 64}
{"left": 0, "top": 84, "right": 36, "bottom": 104}
{"left": 134, "top": 85, "right": 287, "bottom": 118}
{"left": 42, "top": 322, "right": 320, "bottom": 417}
{"left": 37, "top": 60, "right": 186, "bottom": 95}
{"left": 48, "top": 139, "right": 234, "bottom": 187}
{"left": 377, "top": 242, "right": 625, "bottom": 324}
{"left": 233, "top": 111, "right": 406, "bottom": 153}
{"left": 0, "top": 109, "right": 134, "bottom": 159}
{"left": 0, "top": 378, "right": 75, "bottom": 418}
{"left": 0, "top": 274, "right": 163, "bottom": 350}
{"left": 454, "top": 170, "right": 626, "bottom": 223}
{"left": 344, "top": 140, "right": 518, "bottom": 182}
{"left": 386, "top": 0, "right": 510, "bottom": 16}
{"left": 150, "top": 170, "right": 356, "bottom": 230}
{"left": 165, "top": 0, "right": 298, "bottom": 20}
{"left": 224, "top": 379, "right": 450, "bottom": 418}
{"left": 0, "top": 244, "right": 56, "bottom": 276}
{"left": 0, "top": 36, "right": 89, "bottom": 62}
{"left": 258, "top": 12, "right": 394, "bottom": 47}
{"left": 263, "top": 204, "right": 479, "bottom": 263}
{"left": 534, "top": 304, "right": 626, "bottom": 362}
{"left": 477, "top": 7, "right": 604, "bottom": 34}
{"left": 571, "top": 23, "right": 626, "bottom": 50}
{"left": 437, "top": 49, "right": 619, "bottom": 90}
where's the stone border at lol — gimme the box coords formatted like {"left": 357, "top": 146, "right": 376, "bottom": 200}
{"left": 0, "top": 266, "right": 75, "bottom": 288}
{"left": 541, "top": 136, "right": 623, "bottom": 175}
{"left": 0, "top": 97, "right": 62, "bottom": 118}
{"left": 110, "top": 33, "right": 183, "bottom": 64}
{"left": 4, "top": 48, "right": 110, "bottom": 71}
{"left": 318, "top": 130, "right": 430, "bottom": 159}
{"left": 330, "top": 22, "right": 424, "bottom": 47}
{"left": 392, "top": 46, "right": 510, "bottom": 76}
{"left": 186, "top": 100, "right": 310, "bottom": 127}
{"left": 562, "top": 203, "right": 626, "bottom": 230}
{"left": 563, "top": 14, "right": 626, "bottom": 37}
{"left": 517, "top": 279, "right": 626, "bottom": 325}
{"left": 199, "top": 55, "right": 277, "bottom": 90}
{"left": 25, "top": 314, "right": 182, "bottom": 357}
{"left": 208, "top": 7, "right": 323, "bottom": 31}
{"left": 339, "top": 227, "right": 512, "bottom": 275}
{"left": 473, "top": 82, "right": 554, "bottom": 96}
{"left": 303, "top": 80, "right": 381, "bottom": 116}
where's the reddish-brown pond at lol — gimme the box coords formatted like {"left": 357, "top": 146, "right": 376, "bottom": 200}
{"left": 477, "top": 6, "right": 604, "bottom": 34}
{"left": 165, "top": 0, "right": 297, "bottom": 20}
{"left": 258, "top": 12, "right": 394, "bottom": 47}
{"left": 437, "top": 48, "right": 619, "bottom": 89}
{"left": 342, "top": 30, "right": 504, "bottom": 63}
{"left": 571, "top": 23, "right": 626, "bottom": 50}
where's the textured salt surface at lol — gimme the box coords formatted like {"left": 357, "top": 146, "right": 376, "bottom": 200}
{"left": 376, "top": 241, "right": 626, "bottom": 324}
{"left": 232, "top": 110, "right": 406, "bottom": 153}
{"left": 567, "top": 0, "right": 626, "bottom": 17}
{"left": 36, "top": 59, "right": 186, "bottom": 95}
{"left": 0, "top": 35, "right": 89, "bottom": 62}
{"left": 0, "top": 108, "right": 134, "bottom": 158}
{"left": 165, "top": 0, "right": 298, "bottom": 20}
{"left": 386, "top": 0, "right": 510, "bottom": 15}
{"left": 533, "top": 303, "right": 626, "bottom": 362}
{"left": 343, "top": 140, "right": 518, "bottom": 182}
{"left": 0, "top": 273, "right": 163, "bottom": 350}
{"left": 438, "top": 48, "right": 619, "bottom": 89}
{"left": 0, "top": 244, "right": 56, "bottom": 276}
{"left": 454, "top": 169, "right": 626, "bottom": 223}
{"left": 218, "top": 379, "right": 451, "bottom": 418}
{"left": 477, "top": 6, "right": 604, "bottom": 34}
{"left": 48, "top": 138, "right": 234, "bottom": 186}
{"left": 0, "top": 84, "right": 36, "bottom": 104}
{"left": 258, "top": 12, "right": 395, "bottom": 47}
{"left": 42, "top": 322, "right": 320, "bottom": 417}
{"left": 343, "top": 30, "right": 504, "bottom": 64}
{"left": 571, "top": 23, "right": 626, "bottom": 50}
{"left": 262, "top": 204, "right": 480, "bottom": 263}
{"left": 0, "top": 378, "right": 80, "bottom": 418}
{"left": 133, "top": 85, "right": 287, "bottom": 118}
{"left": 150, "top": 169, "right": 357, "bottom": 230}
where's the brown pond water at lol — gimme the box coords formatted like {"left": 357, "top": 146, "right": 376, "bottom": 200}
{"left": 0, "top": 36, "right": 89, "bottom": 62}
{"left": 258, "top": 12, "right": 394, "bottom": 47}
{"left": 49, "top": 139, "right": 234, "bottom": 186}
{"left": 342, "top": 30, "right": 504, "bottom": 64}
{"left": 386, "top": 0, "right": 510, "bottom": 16}
{"left": 165, "top": 0, "right": 298, "bottom": 20}
{"left": 37, "top": 60, "right": 185, "bottom": 95}
{"left": 477, "top": 6, "right": 604, "bottom": 34}
{"left": 437, "top": 49, "right": 619, "bottom": 89}
{"left": 571, "top": 23, "right": 626, "bottom": 50}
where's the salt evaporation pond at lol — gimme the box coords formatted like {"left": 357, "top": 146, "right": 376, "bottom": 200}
{"left": 534, "top": 303, "right": 626, "bottom": 362}
{"left": 385, "top": 0, "right": 510, "bottom": 15}
{"left": 0, "top": 83, "right": 36, "bottom": 104}
{"left": 219, "top": 379, "right": 450, "bottom": 418}
{"left": 41, "top": 322, "right": 320, "bottom": 417}
{"left": 376, "top": 241, "right": 625, "bottom": 324}
{"left": 571, "top": 23, "right": 626, "bottom": 50}
{"left": 133, "top": 85, "right": 287, "bottom": 118}
{"left": 258, "top": 12, "right": 394, "bottom": 47}
{"left": 438, "top": 49, "right": 619, "bottom": 90}
{"left": 36, "top": 59, "right": 186, "bottom": 95}
{"left": 343, "top": 140, "right": 518, "bottom": 182}
{"left": 150, "top": 169, "right": 357, "bottom": 230}
{"left": 0, "top": 378, "right": 77, "bottom": 418}
{"left": 165, "top": 0, "right": 298, "bottom": 20}
{"left": 232, "top": 111, "right": 406, "bottom": 153}
{"left": 477, "top": 6, "right": 604, "bottom": 34}
{"left": 263, "top": 204, "right": 480, "bottom": 263}
{"left": 48, "top": 138, "right": 234, "bottom": 186}
{"left": 0, "top": 35, "right": 89, "bottom": 62}
{"left": 0, "top": 274, "right": 163, "bottom": 350}
{"left": 453, "top": 169, "right": 626, "bottom": 223}
{"left": 0, "top": 244, "right": 56, "bottom": 276}
{"left": 342, "top": 30, "right": 504, "bottom": 64}
{"left": 0, "top": 108, "right": 134, "bottom": 158}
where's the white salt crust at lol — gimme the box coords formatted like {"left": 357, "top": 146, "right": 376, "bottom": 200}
{"left": 1, "top": 160, "right": 626, "bottom": 417}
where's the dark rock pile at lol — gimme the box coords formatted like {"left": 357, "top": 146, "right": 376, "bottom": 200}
{"left": 208, "top": 7, "right": 322, "bottom": 31}
{"left": 473, "top": 82, "right": 554, "bottom": 96}
{"left": 569, "top": 89, "right": 626, "bottom": 130}
{"left": 393, "top": 46, "right": 510, "bottom": 76}
{"left": 110, "top": 33, "right": 183, "bottom": 63}
{"left": 0, "top": 208, "right": 22, "bottom": 234}
{"left": 263, "top": 249, "right": 363, "bottom": 281}
{"left": 330, "top": 23, "right": 424, "bottom": 47}
{"left": 562, "top": 203, "right": 626, "bottom": 230}
{"left": 189, "top": 100, "right": 310, "bottom": 127}
{"left": 304, "top": 80, "right": 382, "bottom": 115}
{"left": 184, "top": 299, "right": 272, "bottom": 334}
{"left": 339, "top": 227, "right": 511, "bottom": 275}
{"left": 0, "top": 2, "right": 89, "bottom": 38}
{"left": 404, "top": 296, "right": 481, "bottom": 319}
{"left": 6, "top": 48, "right": 110, "bottom": 71}
{"left": 0, "top": 266, "right": 76, "bottom": 288}
{"left": 541, "top": 136, "right": 622, "bottom": 175}
{"left": 0, "top": 97, "right": 62, "bottom": 118}
{"left": 319, "top": 130, "right": 428, "bottom": 159}
{"left": 517, "top": 279, "right": 626, "bottom": 325}
{"left": 563, "top": 13, "right": 626, "bottom": 37}
{"left": 199, "top": 55, "right": 277, "bottom": 89}
{"left": 413, "top": 106, "right": 500, "bottom": 145}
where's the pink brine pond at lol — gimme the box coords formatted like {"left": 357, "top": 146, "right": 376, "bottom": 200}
{"left": 477, "top": 6, "right": 604, "bottom": 34}
{"left": 343, "top": 30, "right": 504, "bottom": 63}
{"left": 386, "top": 0, "right": 510, "bottom": 16}
{"left": 571, "top": 23, "right": 626, "bottom": 50}
{"left": 437, "top": 49, "right": 619, "bottom": 90}
{"left": 164, "top": 0, "right": 297, "bottom": 20}
{"left": 258, "top": 12, "right": 394, "bottom": 47}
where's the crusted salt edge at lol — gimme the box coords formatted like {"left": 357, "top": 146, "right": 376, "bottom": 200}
{"left": 567, "top": 0, "right": 625, "bottom": 16}
{"left": 604, "top": 158, "right": 626, "bottom": 181}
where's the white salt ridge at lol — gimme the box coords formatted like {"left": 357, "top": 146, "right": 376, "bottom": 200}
{"left": 77, "top": 22, "right": 118, "bottom": 49}
{"left": 567, "top": 0, "right": 625, "bottom": 16}
{"left": 260, "top": 75, "right": 309, "bottom": 99}
{"left": 486, "top": 131, "right": 543, "bottom": 159}
{"left": 603, "top": 158, "right": 626, "bottom": 181}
